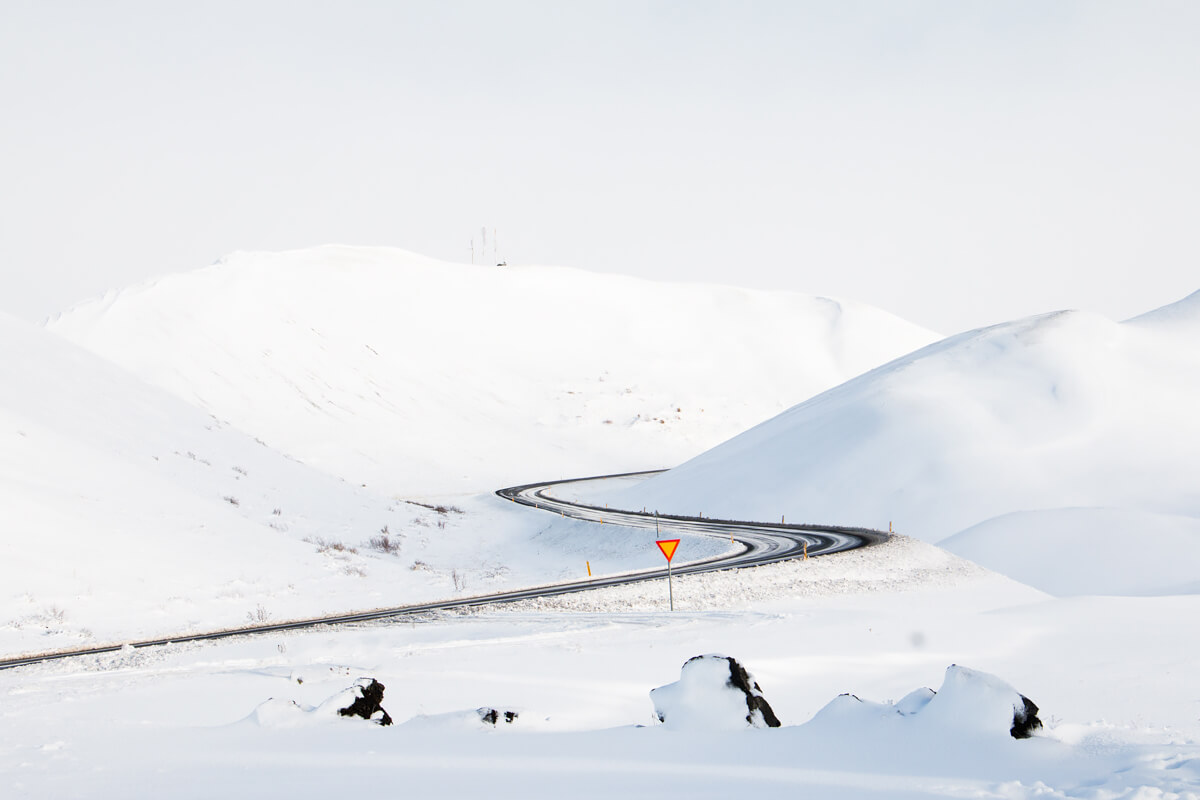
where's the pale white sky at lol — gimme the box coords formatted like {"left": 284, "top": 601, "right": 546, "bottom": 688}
{"left": 2, "top": 1, "right": 1197, "bottom": 333}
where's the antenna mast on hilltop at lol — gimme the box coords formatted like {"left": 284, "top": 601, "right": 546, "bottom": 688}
{"left": 472, "top": 227, "right": 502, "bottom": 266}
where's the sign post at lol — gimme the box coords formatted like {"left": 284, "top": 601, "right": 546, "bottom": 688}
{"left": 656, "top": 538, "right": 680, "bottom": 611}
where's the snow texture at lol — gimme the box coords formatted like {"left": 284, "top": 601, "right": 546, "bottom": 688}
{"left": 4, "top": 250, "right": 1198, "bottom": 798}
{"left": 651, "top": 654, "right": 781, "bottom": 730}
{"left": 607, "top": 294, "right": 1200, "bottom": 597}
{"left": 48, "top": 245, "right": 939, "bottom": 496}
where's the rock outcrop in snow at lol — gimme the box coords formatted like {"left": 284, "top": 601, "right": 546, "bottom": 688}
{"left": 922, "top": 665, "right": 1041, "bottom": 739}
{"left": 248, "top": 678, "right": 395, "bottom": 728}
{"left": 809, "top": 665, "right": 1042, "bottom": 740}
{"left": 477, "top": 708, "right": 519, "bottom": 726}
{"left": 337, "top": 678, "right": 393, "bottom": 726}
{"left": 651, "top": 654, "right": 781, "bottom": 729}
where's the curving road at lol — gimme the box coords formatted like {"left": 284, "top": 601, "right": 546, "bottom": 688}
{"left": 0, "top": 471, "right": 886, "bottom": 671}
{"left": 497, "top": 471, "right": 886, "bottom": 574}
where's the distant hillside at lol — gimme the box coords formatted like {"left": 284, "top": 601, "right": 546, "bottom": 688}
{"left": 2, "top": 311, "right": 695, "bottom": 655}
{"left": 49, "top": 246, "right": 939, "bottom": 494}
{"left": 604, "top": 291, "right": 1200, "bottom": 595}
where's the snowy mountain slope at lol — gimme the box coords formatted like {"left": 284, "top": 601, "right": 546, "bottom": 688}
{"left": 1, "top": 312, "right": 720, "bottom": 656}
{"left": 603, "top": 293, "right": 1200, "bottom": 593}
{"left": 47, "top": 246, "right": 940, "bottom": 495}
{"left": 1127, "top": 287, "right": 1200, "bottom": 332}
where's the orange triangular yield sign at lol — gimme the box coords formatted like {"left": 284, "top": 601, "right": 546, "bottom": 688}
{"left": 656, "top": 538, "right": 680, "bottom": 562}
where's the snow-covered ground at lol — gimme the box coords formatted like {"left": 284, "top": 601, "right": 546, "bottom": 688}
{"left": 3, "top": 250, "right": 1198, "bottom": 797}
{"left": 5, "top": 556, "right": 1198, "bottom": 799}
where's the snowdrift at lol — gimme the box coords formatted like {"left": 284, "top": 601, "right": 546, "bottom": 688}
{"left": 249, "top": 678, "right": 393, "bottom": 728}
{"left": 940, "top": 507, "right": 1200, "bottom": 596}
{"left": 806, "top": 665, "right": 1042, "bottom": 740}
{"left": 48, "top": 245, "right": 938, "bottom": 494}
{"left": 651, "top": 654, "right": 780, "bottom": 730}
{"left": 610, "top": 293, "right": 1200, "bottom": 592}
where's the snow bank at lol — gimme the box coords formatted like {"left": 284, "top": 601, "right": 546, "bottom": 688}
{"left": 608, "top": 295, "right": 1200, "bottom": 564}
{"left": 495, "top": 534, "right": 1008, "bottom": 614}
{"left": 48, "top": 245, "right": 938, "bottom": 495}
{"left": 249, "top": 678, "right": 392, "bottom": 728}
{"left": 941, "top": 507, "right": 1200, "bottom": 596}
{"left": 247, "top": 698, "right": 313, "bottom": 729}
{"left": 918, "top": 665, "right": 1042, "bottom": 739}
{"left": 650, "top": 654, "right": 780, "bottom": 730}
{"left": 397, "top": 708, "right": 524, "bottom": 733}
{"left": 807, "top": 665, "right": 1041, "bottom": 740}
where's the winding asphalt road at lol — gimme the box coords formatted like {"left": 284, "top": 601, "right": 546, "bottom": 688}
{"left": 498, "top": 471, "right": 886, "bottom": 575}
{"left": 0, "top": 471, "right": 887, "bottom": 671}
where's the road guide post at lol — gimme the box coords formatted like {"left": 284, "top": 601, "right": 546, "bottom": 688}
{"left": 656, "top": 538, "right": 681, "bottom": 611}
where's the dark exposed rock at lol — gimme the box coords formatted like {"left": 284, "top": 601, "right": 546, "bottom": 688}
{"left": 654, "top": 654, "right": 781, "bottom": 729}
{"left": 478, "top": 707, "right": 519, "bottom": 726}
{"left": 1010, "top": 694, "right": 1042, "bottom": 739}
{"left": 338, "top": 678, "right": 393, "bottom": 726}
{"left": 718, "top": 655, "right": 782, "bottom": 728}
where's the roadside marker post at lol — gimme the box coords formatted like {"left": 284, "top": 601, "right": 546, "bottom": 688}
{"left": 656, "top": 538, "right": 681, "bottom": 611}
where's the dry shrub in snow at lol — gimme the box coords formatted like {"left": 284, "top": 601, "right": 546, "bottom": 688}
{"left": 369, "top": 526, "right": 402, "bottom": 554}
{"left": 304, "top": 537, "right": 357, "bottom": 555}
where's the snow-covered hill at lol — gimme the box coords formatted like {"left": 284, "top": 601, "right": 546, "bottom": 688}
{"left": 8, "top": 255, "right": 1199, "bottom": 797}
{"left": 1, "top": 311, "right": 721, "bottom": 655}
{"left": 605, "top": 292, "right": 1200, "bottom": 595}
{"left": 48, "top": 246, "right": 939, "bottom": 495}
